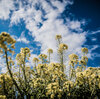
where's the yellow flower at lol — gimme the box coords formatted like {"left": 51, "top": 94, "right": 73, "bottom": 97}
{"left": 69, "top": 54, "right": 78, "bottom": 60}
{"left": 8, "top": 56, "right": 11, "bottom": 60}
{"left": 82, "top": 56, "right": 88, "bottom": 62}
{"left": 76, "top": 66, "right": 81, "bottom": 72}
{"left": 33, "top": 57, "right": 39, "bottom": 62}
{"left": 81, "top": 47, "right": 88, "bottom": 54}
{"left": 59, "top": 43, "right": 68, "bottom": 50}
{"left": 0, "top": 32, "right": 16, "bottom": 52}
{"left": 8, "top": 60, "right": 14, "bottom": 65}
{"left": 51, "top": 94, "right": 55, "bottom": 99}
{"left": 47, "top": 48, "right": 53, "bottom": 53}
{"left": 55, "top": 34, "right": 62, "bottom": 40}
{"left": 25, "top": 66, "right": 31, "bottom": 71}
{"left": 0, "top": 95, "right": 6, "bottom": 99}
{"left": 63, "top": 81, "right": 74, "bottom": 91}
{"left": 16, "top": 53, "right": 24, "bottom": 64}
{"left": 21, "top": 47, "right": 30, "bottom": 54}
{"left": 46, "top": 82, "right": 60, "bottom": 97}
{"left": 79, "top": 60, "right": 87, "bottom": 65}
{"left": 49, "top": 62, "right": 61, "bottom": 71}
{"left": 76, "top": 72, "right": 83, "bottom": 78}
{"left": 11, "top": 43, "right": 15, "bottom": 49}
{"left": 0, "top": 49, "right": 3, "bottom": 54}
{"left": 69, "top": 60, "right": 78, "bottom": 66}
{"left": 58, "top": 94, "right": 62, "bottom": 98}
{"left": 38, "top": 54, "right": 47, "bottom": 59}
{"left": 1, "top": 32, "right": 10, "bottom": 37}
{"left": 33, "top": 78, "right": 45, "bottom": 88}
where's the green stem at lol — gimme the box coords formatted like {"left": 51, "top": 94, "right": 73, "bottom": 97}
{"left": 5, "top": 51, "right": 24, "bottom": 98}
{"left": 61, "top": 51, "right": 64, "bottom": 72}
{"left": 49, "top": 53, "right": 50, "bottom": 63}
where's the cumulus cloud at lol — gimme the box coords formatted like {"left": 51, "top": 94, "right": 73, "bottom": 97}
{"left": 1, "top": 0, "right": 99, "bottom": 73}
{"left": 0, "top": 0, "right": 15, "bottom": 20}
{"left": 10, "top": 0, "right": 88, "bottom": 68}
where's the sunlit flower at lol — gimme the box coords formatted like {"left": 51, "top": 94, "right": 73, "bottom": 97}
{"left": 81, "top": 47, "right": 88, "bottom": 54}
{"left": 58, "top": 43, "right": 68, "bottom": 53}
{"left": 82, "top": 56, "right": 88, "bottom": 62}
{"left": 8, "top": 60, "right": 14, "bottom": 65}
{"left": 11, "top": 43, "right": 15, "bottom": 49}
{"left": 76, "top": 66, "right": 81, "bottom": 72}
{"left": 79, "top": 60, "right": 87, "bottom": 66}
{"left": 38, "top": 54, "right": 47, "bottom": 59}
{"left": 63, "top": 81, "right": 74, "bottom": 91}
{"left": 33, "top": 57, "right": 39, "bottom": 63}
{"left": 0, "top": 95, "right": 6, "bottom": 99}
{"left": 69, "top": 54, "right": 78, "bottom": 60}
{"left": 0, "top": 49, "right": 3, "bottom": 54}
{"left": 55, "top": 34, "right": 62, "bottom": 40}
{"left": 47, "top": 48, "right": 53, "bottom": 53}
{"left": 21, "top": 47, "right": 30, "bottom": 54}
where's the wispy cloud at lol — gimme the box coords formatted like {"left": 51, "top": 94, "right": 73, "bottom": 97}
{"left": 17, "top": 31, "right": 30, "bottom": 44}
{"left": 12, "top": 32, "right": 30, "bottom": 44}
{"left": 91, "top": 30, "right": 100, "bottom": 34}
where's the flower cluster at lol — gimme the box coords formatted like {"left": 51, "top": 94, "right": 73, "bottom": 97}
{"left": 0, "top": 32, "right": 16, "bottom": 53}
{"left": 81, "top": 47, "right": 88, "bottom": 54}
{"left": 69, "top": 54, "right": 78, "bottom": 66}
{"left": 33, "top": 57, "right": 39, "bottom": 63}
{"left": 58, "top": 43, "right": 68, "bottom": 53}
{"left": 38, "top": 54, "right": 47, "bottom": 59}
{"left": 16, "top": 47, "right": 30, "bottom": 65}
{"left": 47, "top": 49, "right": 53, "bottom": 54}
{"left": 55, "top": 34, "right": 62, "bottom": 40}
{"left": 0, "top": 33, "right": 99, "bottom": 99}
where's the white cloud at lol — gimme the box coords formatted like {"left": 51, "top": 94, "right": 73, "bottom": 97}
{"left": 0, "top": 0, "right": 15, "bottom": 20}
{"left": 10, "top": 8, "right": 25, "bottom": 25}
{"left": 87, "top": 45, "right": 99, "bottom": 59}
{"left": 91, "top": 30, "right": 100, "bottom": 34}
{"left": 10, "top": 0, "right": 88, "bottom": 68}
{"left": 3, "top": 0, "right": 99, "bottom": 74}
{"left": 92, "top": 38, "right": 97, "bottom": 41}
{"left": 0, "top": 0, "right": 99, "bottom": 74}
{"left": 12, "top": 32, "right": 30, "bottom": 44}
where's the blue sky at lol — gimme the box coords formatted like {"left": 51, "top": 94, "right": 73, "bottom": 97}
{"left": 0, "top": 0, "right": 100, "bottom": 73}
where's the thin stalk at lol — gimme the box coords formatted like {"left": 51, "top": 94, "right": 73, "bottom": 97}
{"left": 49, "top": 52, "right": 50, "bottom": 63}
{"left": 5, "top": 51, "right": 24, "bottom": 98}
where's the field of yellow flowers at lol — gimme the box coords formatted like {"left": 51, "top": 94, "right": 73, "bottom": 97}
{"left": 0, "top": 32, "right": 100, "bottom": 99}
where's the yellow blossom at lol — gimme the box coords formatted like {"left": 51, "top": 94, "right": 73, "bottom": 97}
{"left": 82, "top": 56, "right": 88, "bottom": 62}
{"left": 81, "top": 47, "right": 88, "bottom": 54}
{"left": 47, "top": 48, "right": 53, "bottom": 53}
{"left": 8, "top": 60, "right": 14, "bottom": 65}
{"left": 79, "top": 60, "right": 87, "bottom": 66}
{"left": 0, "top": 95, "right": 6, "bottom": 99}
{"left": 58, "top": 43, "right": 68, "bottom": 52}
{"left": 0, "top": 49, "right": 3, "bottom": 54}
{"left": 55, "top": 34, "right": 62, "bottom": 40}
{"left": 69, "top": 54, "right": 78, "bottom": 60}
{"left": 33, "top": 57, "right": 39, "bottom": 62}
{"left": 38, "top": 54, "right": 47, "bottom": 59}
